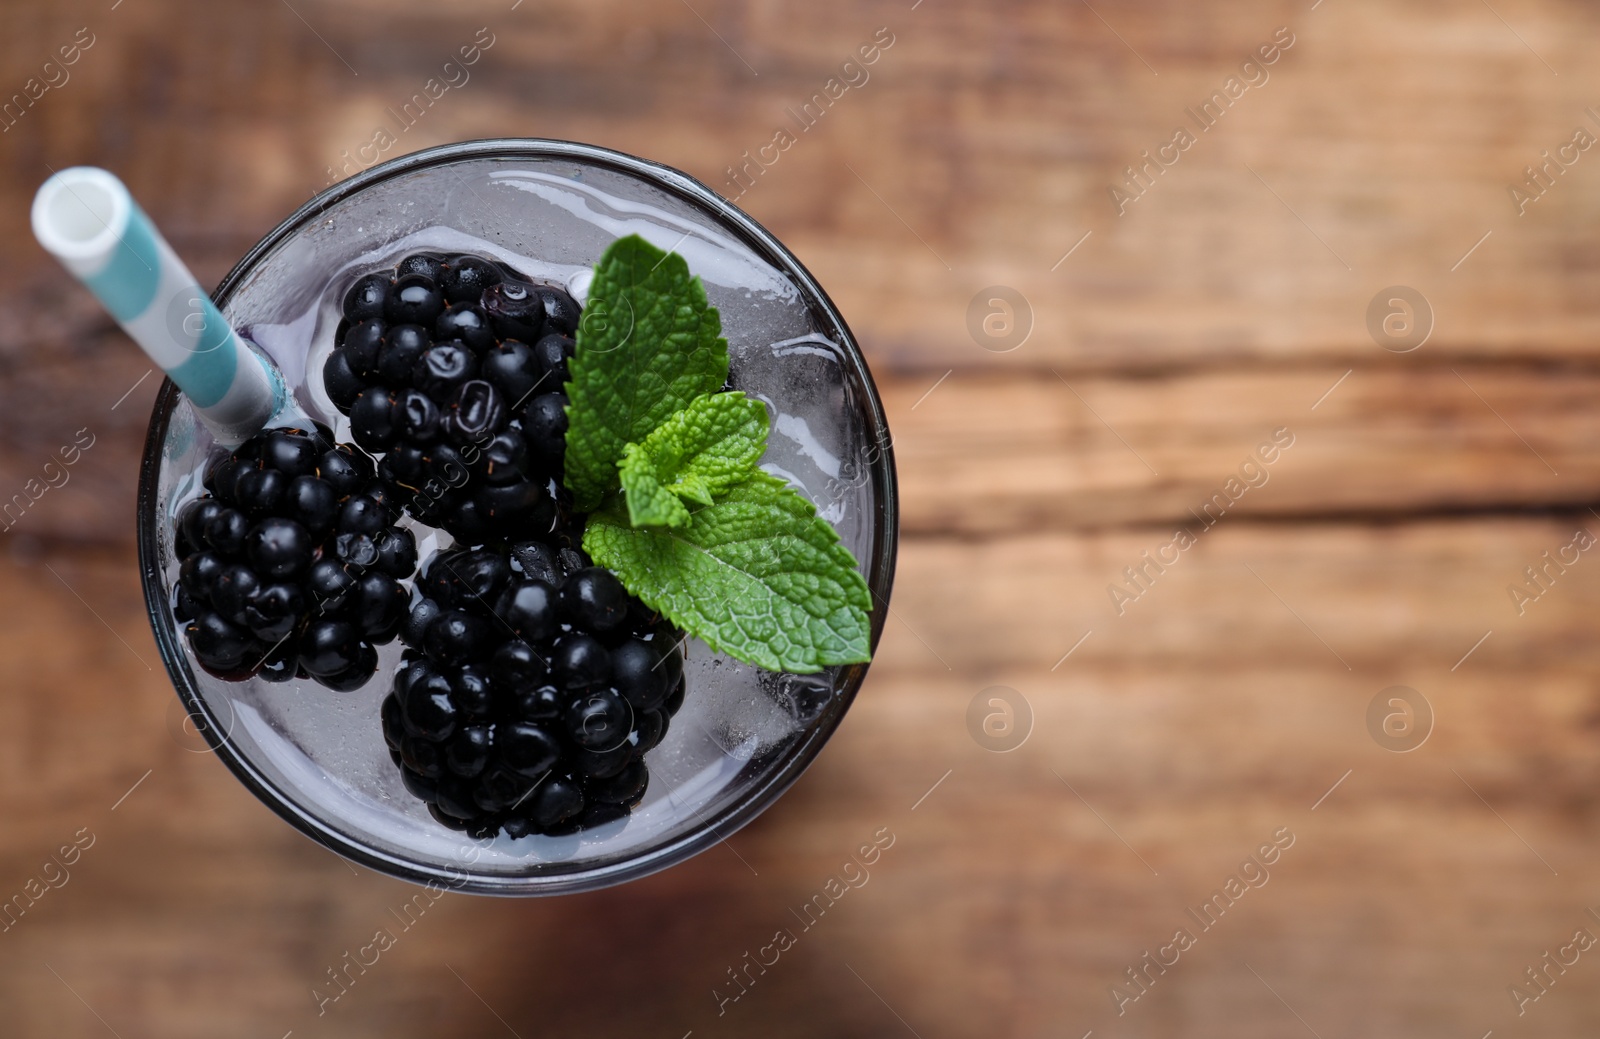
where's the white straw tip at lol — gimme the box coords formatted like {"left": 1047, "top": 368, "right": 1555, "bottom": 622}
{"left": 32, "top": 167, "right": 131, "bottom": 264}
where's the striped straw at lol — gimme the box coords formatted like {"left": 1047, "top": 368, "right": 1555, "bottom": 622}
{"left": 31, "top": 167, "right": 285, "bottom": 446}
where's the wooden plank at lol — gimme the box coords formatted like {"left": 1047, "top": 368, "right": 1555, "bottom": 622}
{"left": 889, "top": 362, "right": 1600, "bottom": 536}
{"left": 5, "top": 517, "right": 1600, "bottom": 1037}
{"left": 4, "top": 0, "right": 1600, "bottom": 373}
{"left": 6, "top": 362, "right": 1600, "bottom": 547}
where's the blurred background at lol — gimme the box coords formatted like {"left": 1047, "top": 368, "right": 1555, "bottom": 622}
{"left": 2, "top": 0, "right": 1600, "bottom": 1035}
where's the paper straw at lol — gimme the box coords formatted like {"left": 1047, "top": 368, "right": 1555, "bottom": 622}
{"left": 31, "top": 167, "right": 285, "bottom": 446}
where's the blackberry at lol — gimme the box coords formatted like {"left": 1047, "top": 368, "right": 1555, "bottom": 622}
{"left": 383, "top": 543, "right": 687, "bottom": 839}
{"left": 321, "top": 251, "right": 581, "bottom": 545}
{"left": 180, "top": 247, "right": 706, "bottom": 843}
{"left": 174, "top": 426, "right": 413, "bottom": 691}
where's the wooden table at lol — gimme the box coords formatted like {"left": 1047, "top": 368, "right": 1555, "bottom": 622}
{"left": 2, "top": 1, "right": 1599, "bottom": 1035}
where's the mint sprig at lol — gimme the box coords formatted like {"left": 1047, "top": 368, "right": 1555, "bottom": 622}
{"left": 563, "top": 235, "right": 873, "bottom": 674}
{"left": 563, "top": 236, "right": 728, "bottom": 511}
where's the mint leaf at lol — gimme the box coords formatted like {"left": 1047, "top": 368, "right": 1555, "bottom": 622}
{"left": 618, "top": 392, "right": 769, "bottom": 528}
{"left": 618, "top": 449, "right": 693, "bottom": 528}
{"left": 584, "top": 470, "right": 873, "bottom": 673}
{"left": 564, "top": 235, "right": 729, "bottom": 511}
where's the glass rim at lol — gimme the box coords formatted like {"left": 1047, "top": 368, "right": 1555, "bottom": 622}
{"left": 135, "top": 137, "right": 900, "bottom": 895}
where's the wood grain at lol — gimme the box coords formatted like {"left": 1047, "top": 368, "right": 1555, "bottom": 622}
{"left": 2, "top": 1, "right": 1600, "bottom": 1037}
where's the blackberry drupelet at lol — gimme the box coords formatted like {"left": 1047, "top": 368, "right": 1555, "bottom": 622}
{"left": 173, "top": 426, "right": 413, "bottom": 691}
{"left": 381, "top": 542, "right": 687, "bottom": 839}
{"left": 321, "top": 252, "right": 582, "bottom": 545}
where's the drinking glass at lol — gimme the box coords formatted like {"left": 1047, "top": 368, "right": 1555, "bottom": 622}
{"left": 136, "top": 139, "right": 898, "bottom": 894}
